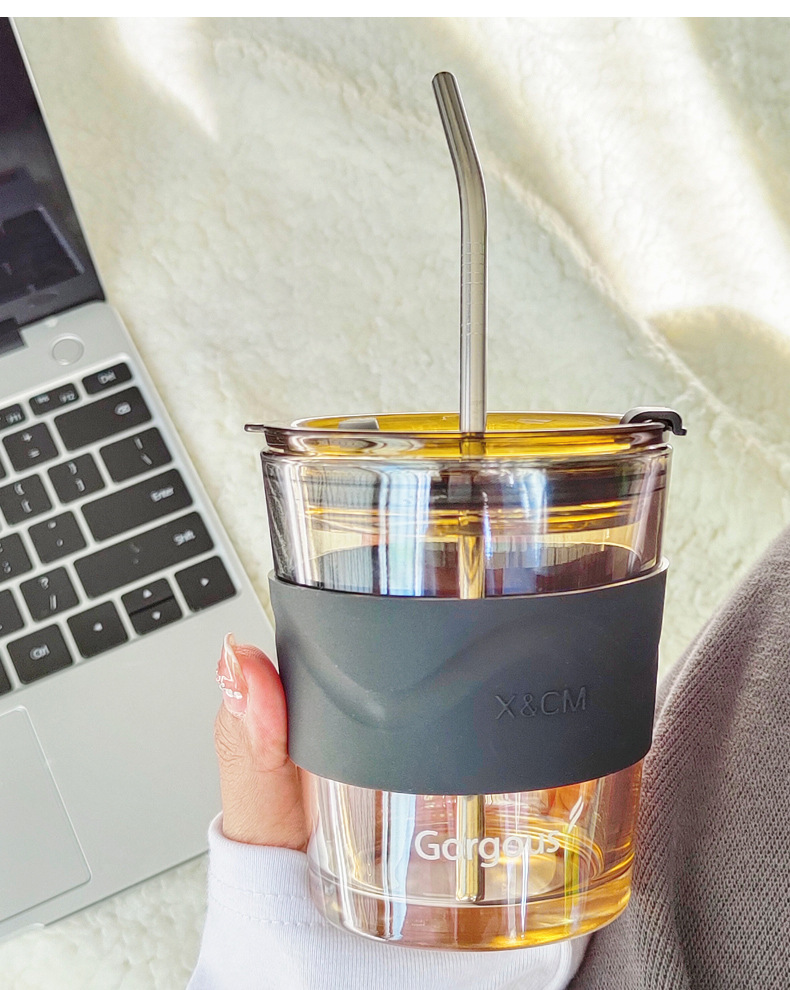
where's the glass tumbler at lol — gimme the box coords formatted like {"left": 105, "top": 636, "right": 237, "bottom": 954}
{"left": 253, "top": 411, "right": 674, "bottom": 950}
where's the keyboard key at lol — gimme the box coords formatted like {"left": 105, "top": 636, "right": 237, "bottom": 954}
{"left": 0, "top": 589, "right": 24, "bottom": 638}
{"left": 0, "top": 456, "right": 5, "bottom": 481}
{"left": 48, "top": 454, "right": 105, "bottom": 504}
{"left": 129, "top": 597, "right": 182, "bottom": 635}
{"left": 8, "top": 625, "right": 73, "bottom": 684}
{"left": 0, "top": 660, "right": 10, "bottom": 694}
{"left": 100, "top": 428, "right": 171, "bottom": 483}
{"left": 0, "top": 403, "right": 25, "bottom": 431}
{"left": 82, "top": 469, "right": 191, "bottom": 541}
{"left": 30, "top": 383, "right": 79, "bottom": 415}
{"left": 55, "top": 387, "right": 150, "bottom": 450}
{"left": 0, "top": 476, "right": 52, "bottom": 525}
{"left": 75, "top": 512, "right": 214, "bottom": 598}
{"left": 176, "top": 556, "right": 235, "bottom": 612}
{"left": 0, "top": 534, "right": 32, "bottom": 583}
{"left": 121, "top": 578, "right": 173, "bottom": 615}
{"left": 82, "top": 362, "right": 131, "bottom": 395}
{"left": 68, "top": 602, "right": 128, "bottom": 659}
{"left": 29, "top": 512, "right": 86, "bottom": 564}
{"left": 20, "top": 568, "right": 79, "bottom": 621}
{"left": 3, "top": 423, "right": 58, "bottom": 471}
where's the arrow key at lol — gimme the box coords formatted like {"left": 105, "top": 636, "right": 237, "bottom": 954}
{"left": 121, "top": 578, "right": 172, "bottom": 616}
{"left": 129, "top": 596, "right": 182, "bottom": 636}
{"left": 176, "top": 556, "right": 235, "bottom": 612}
{"left": 68, "top": 601, "right": 128, "bottom": 659}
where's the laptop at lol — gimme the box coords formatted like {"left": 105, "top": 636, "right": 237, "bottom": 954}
{"left": 0, "top": 19, "right": 275, "bottom": 939}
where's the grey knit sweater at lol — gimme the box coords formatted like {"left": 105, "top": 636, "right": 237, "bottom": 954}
{"left": 573, "top": 524, "right": 790, "bottom": 990}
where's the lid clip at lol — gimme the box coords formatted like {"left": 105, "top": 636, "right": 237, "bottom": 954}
{"left": 620, "top": 407, "right": 686, "bottom": 436}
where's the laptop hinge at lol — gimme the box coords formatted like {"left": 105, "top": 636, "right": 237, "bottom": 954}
{"left": 0, "top": 318, "right": 24, "bottom": 356}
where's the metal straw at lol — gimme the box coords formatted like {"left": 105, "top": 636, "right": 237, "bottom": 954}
{"left": 432, "top": 71, "right": 488, "bottom": 434}
{"left": 433, "top": 70, "right": 488, "bottom": 904}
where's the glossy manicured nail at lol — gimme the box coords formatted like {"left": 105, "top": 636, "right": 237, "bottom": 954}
{"left": 216, "top": 633, "right": 247, "bottom": 718}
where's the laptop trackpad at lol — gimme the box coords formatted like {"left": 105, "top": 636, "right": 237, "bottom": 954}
{"left": 0, "top": 709, "right": 90, "bottom": 921}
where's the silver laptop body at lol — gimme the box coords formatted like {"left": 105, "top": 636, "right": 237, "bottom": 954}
{"left": 0, "top": 19, "right": 274, "bottom": 939}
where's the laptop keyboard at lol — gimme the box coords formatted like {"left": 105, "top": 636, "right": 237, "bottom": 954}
{"left": 0, "top": 358, "right": 236, "bottom": 692}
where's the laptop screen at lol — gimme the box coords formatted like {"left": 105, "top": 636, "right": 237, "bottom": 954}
{"left": 0, "top": 18, "right": 103, "bottom": 344}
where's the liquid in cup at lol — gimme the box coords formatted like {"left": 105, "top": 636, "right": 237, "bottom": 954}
{"left": 254, "top": 411, "right": 674, "bottom": 950}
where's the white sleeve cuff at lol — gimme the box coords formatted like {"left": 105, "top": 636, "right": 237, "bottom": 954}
{"left": 189, "top": 813, "right": 589, "bottom": 990}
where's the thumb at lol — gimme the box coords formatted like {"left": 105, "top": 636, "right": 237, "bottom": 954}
{"left": 214, "top": 634, "right": 308, "bottom": 850}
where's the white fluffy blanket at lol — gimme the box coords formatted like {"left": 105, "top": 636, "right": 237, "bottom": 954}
{"left": 5, "top": 16, "right": 790, "bottom": 988}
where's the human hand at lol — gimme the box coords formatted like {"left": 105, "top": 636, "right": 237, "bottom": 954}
{"left": 213, "top": 633, "right": 309, "bottom": 850}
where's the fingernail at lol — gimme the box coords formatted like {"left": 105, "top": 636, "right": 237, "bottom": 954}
{"left": 217, "top": 633, "right": 247, "bottom": 718}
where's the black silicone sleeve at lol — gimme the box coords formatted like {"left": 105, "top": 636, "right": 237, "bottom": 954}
{"left": 269, "top": 564, "right": 667, "bottom": 795}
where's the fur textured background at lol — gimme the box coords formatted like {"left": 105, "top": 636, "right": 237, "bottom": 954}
{"left": 3, "top": 16, "right": 790, "bottom": 988}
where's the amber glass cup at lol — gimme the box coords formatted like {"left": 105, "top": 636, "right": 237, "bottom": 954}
{"left": 255, "top": 412, "right": 672, "bottom": 950}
